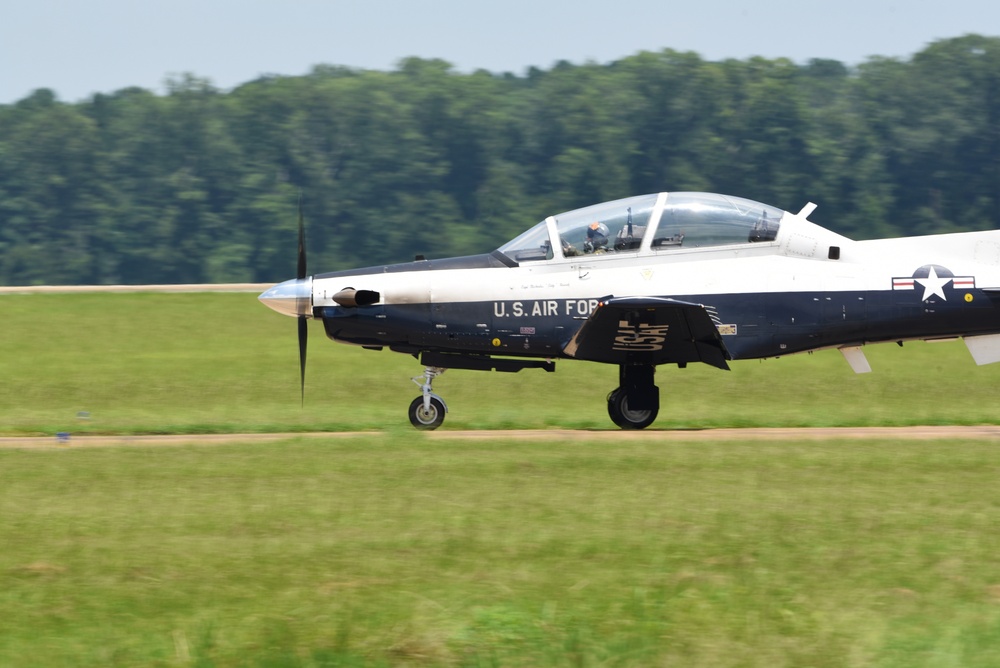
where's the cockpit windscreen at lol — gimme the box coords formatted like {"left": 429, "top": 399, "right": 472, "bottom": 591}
{"left": 497, "top": 192, "right": 783, "bottom": 263}
{"left": 498, "top": 194, "right": 659, "bottom": 263}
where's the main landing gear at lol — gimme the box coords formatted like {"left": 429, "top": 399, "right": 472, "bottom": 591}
{"left": 409, "top": 366, "right": 448, "bottom": 430}
{"left": 607, "top": 365, "right": 659, "bottom": 429}
{"left": 405, "top": 361, "right": 658, "bottom": 431}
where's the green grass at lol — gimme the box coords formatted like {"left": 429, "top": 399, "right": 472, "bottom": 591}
{"left": 3, "top": 436, "right": 1000, "bottom": 666}
{"left": 2, "top": 292, "right": 1000, "bottom": 435}
{"left": 5, "top": 292, "right": 1000, "bottom": 665}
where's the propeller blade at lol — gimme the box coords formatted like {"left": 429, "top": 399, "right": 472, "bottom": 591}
{"left": 298, "top": 314, "right": 307, "bottom": 406}
{"left": 297, "top": 195, "right": 308, "bottom": 405}
{"left": 296, "top": 196, "right": 307, "bottom": 280}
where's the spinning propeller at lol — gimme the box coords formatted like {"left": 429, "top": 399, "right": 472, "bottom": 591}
{"left": 258, "top": 198, "right": 381, "bottom": 406}
{"left": 296, "top": 201, "right": 308, "bottom": 405}
{"left": 257, "top": 199, "right": 314, "bottom": 405}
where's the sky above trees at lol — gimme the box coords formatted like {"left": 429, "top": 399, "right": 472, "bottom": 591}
{"left": 3, "top": 0, "right": 998, "bottom": 104}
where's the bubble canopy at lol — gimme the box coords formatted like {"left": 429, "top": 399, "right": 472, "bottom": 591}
{"left": 497, "top": 192, "right": 784, "bottom": 263}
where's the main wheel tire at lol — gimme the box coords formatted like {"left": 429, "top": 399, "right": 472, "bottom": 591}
{"left": 408, "top": 396, "right": 445, "bottom": 430}
{"left": 607, "top": 387, "right": 658, "bottom": 430}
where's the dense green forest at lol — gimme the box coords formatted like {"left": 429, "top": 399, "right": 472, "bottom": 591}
{"left": 1, "top": 34, "right": 998, "bottom": 285}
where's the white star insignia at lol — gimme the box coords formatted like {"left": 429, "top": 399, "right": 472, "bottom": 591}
{"left": 914, "top": 266, "right": 951, "bottom": 301}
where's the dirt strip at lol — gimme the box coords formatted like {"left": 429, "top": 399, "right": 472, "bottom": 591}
{"left": 3, "top": 426, "right": 1000, "bottom": 449}
{"left": 430, "top": 426, "right": 1000, "bottom": 441}
{"left": 0, "top": 433, "right": 363, "bottom": 449}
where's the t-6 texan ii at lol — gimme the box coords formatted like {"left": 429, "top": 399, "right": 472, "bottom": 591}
{"left": 260, "top": 192, "right": 1000, "bottom": 429}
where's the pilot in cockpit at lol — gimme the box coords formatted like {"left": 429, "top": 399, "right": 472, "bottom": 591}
{"left": 584, "top": 221, "right": 610, "bottom": 254}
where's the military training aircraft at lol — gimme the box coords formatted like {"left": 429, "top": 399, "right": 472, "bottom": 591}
{"left": 260, "top": 191, "right": 1000, "bottom": 429}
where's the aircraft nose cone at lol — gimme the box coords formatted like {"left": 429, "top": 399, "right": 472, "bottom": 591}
{"left": 259, "top": 277, "right": 313, "bottom": 317}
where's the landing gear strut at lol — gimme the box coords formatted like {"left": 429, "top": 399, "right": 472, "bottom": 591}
{"left": 409, "top": 366, "right": 448, "bottom": 430}
{"left": 607, "top": 365, "right": 659, "bottom": 429}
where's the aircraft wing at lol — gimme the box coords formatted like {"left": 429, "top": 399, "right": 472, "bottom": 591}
{"left": 563, "top": 296, "right": 731, "bottom": 369}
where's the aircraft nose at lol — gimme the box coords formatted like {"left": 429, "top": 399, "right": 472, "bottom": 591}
{"left": 259, "top": 277, "right": 313, "bottom": 317}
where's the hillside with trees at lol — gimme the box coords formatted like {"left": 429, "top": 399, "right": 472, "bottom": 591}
{"left": 1, "top": 34, "right": 998, "bottom": 285}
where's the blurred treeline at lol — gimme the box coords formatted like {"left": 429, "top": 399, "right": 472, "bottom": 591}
{"left": 1, "top": 34, "right": 999, "bottom": 285}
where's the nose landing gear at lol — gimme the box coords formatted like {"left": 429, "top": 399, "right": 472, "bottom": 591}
{"left": 409, "top": 366, "right": 448, "bottom": 430}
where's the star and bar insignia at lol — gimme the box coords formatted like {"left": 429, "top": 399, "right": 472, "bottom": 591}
{"left": 892, "top": 265, "right": 975, "bottom": 302}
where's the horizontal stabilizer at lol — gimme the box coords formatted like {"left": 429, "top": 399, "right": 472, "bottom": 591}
{"left": 563, "top": 296, "right": 730, "bottom": 369}
{"left": 964, "top": 333, "right": 1000, "bottom": 365}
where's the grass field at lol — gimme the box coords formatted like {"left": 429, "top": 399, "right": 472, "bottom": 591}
{"left": 3, "top": 291, "right": 1000, "bottom": 435}
{"left": 3, "top": 436, "right": 1000, "bottom": 666}
{"left": 4, "top": 291, "right": 1000, "bottom": 666}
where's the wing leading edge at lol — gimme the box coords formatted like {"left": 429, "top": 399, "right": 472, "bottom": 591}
{"left": 563, "top": 296, "right": 731, "bottom": 369}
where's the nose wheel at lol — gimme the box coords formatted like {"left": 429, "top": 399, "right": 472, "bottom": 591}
{"left": 409, "top": 395, "right": 446, "bottom": 429}
{"left": 409, "top": 366, "right": 448, "bottom": 430}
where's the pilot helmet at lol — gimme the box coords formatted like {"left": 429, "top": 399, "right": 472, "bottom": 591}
{"left": 586, "top": 221, "right": 609, "bottom": 251}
